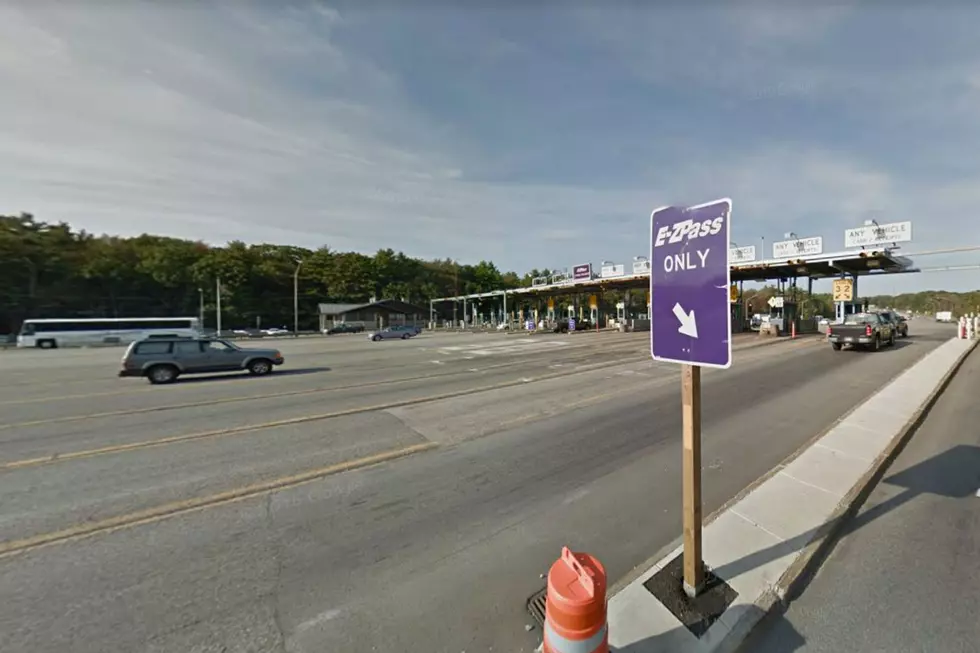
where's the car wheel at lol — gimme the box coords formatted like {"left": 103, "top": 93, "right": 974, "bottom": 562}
{"left": 872, "top": 336, "right": 880, "bottom": 352}
{"left": 37, "top": 339, "right": 57, "bottom": 349}
{"left": 889, "top": 333, "right": 896, "bottom": 346}
{"left": 372, "top": 335, "right": 382, "bottom": 341}
{"left": 401, "top": 333, "right": 410, "bottom": 339}
{"left": 831, "top": 343, "right": 842, "bottom": 351}
{"left": 147, "top": 364, "right": 179, "bottom": 385}
{"left": 248, "top": 358, "right": 273, "bottom": 376}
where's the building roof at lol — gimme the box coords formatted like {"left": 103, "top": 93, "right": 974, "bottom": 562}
{"left": 318, "top": 299, "right": 428, "bottom": 316}
{"left": 318, "top": 303, "right": 364, "bottom": 315}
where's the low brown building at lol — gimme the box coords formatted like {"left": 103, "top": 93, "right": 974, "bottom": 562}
{"left": 318, "top": 299, "right": 429, "bottom": 331}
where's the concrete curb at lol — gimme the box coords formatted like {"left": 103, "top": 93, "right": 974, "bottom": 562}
{"left": 600, "top": 336, "right": 976, "bottom": 653}
{"left": 731, "top": 336, "right": 980, "bottom": 652}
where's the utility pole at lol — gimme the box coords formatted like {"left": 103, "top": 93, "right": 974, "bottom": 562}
{"left": 216, "top": 277, "right": 223, "bottom": 335}
{"left": 453, "top": 259, "right": 459, "bottom": 328}
{"left": 293, "top": 259, "right": 303, "bottom": 336}
{"left": 198, "top": 287, "right": 204, "bottom": 329}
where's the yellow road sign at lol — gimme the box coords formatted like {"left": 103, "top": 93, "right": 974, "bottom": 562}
{"left": 547, "top": 298, "right": 555, "bottom": 309}
{"left": 833, "top": 278, "right": 854, "bottom": 302}
{"left": 589, "top": 294, "right": 598, "bottom": 309}
{"left": 730, "top": 285, "right": 738, "bottom": 302}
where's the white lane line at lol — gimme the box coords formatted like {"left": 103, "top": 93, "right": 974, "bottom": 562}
{"left": 431, "top": 360, "right": 444, "bottom": 365}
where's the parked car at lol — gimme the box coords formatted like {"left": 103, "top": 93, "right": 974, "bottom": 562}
{"left": 324, "top": 323, "right": 365, "bottom": 335}
{"left": 367, "top": 325, "right": 418, "bottom": 341}
{"left": 118, "top": 336, "right": 285, "bottom": 384}
{"left": 827, "top": 312, "right": 896, "bottom": 352}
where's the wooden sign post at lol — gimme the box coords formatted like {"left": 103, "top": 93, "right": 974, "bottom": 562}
{"left": 651, "top": 199, "right": 733, "bottom": 600}
{"left": 681, "top": 363, "right": 704, "bottom": 596}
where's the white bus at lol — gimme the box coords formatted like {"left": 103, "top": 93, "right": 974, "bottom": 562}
{"left": 17, "top": 317, "right": 202, "bottom": 349}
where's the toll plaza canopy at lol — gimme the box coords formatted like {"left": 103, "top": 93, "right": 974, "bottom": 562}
{"left": 729, "top": 248, "right": 916, "bottom": 283}
{"left": 428, "top": 249, "right": 917, "bottom": 305}
{"left": 499, "top": 249, "right": 917, "bottom": 298}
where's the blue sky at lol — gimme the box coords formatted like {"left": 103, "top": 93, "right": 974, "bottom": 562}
{"left": 2, "top": 1, "right": 980, "bottom": 294}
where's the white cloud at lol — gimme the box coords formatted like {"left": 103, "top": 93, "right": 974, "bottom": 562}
{"left": 1, "top": 1, "right": 979, "bottom": 295}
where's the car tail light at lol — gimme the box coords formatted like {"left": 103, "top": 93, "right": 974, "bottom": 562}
{"left": 826, "top": 326, "right": 832, "bottom": 336}
{"left": 865, "top": 324, "right": 873, "bottom": 336}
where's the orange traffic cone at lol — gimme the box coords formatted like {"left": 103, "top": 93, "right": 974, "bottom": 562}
{"left": 543, "top": 546, "right": 608, "bottom": 653}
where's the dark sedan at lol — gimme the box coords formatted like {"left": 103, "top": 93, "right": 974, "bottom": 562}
{"left": 323, "top": 323, "right": 365, "bottom": 335}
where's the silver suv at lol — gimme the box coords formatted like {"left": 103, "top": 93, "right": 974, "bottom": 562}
{"left": 119, "top": 336, "right": 285, "bottom": 384}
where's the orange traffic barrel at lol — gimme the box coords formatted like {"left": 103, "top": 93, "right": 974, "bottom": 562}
{"left": 543, "top": 546, "right": 608, "bottom": 653}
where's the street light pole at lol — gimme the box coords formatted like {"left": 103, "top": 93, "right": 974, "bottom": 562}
{"left": 216, "top": 277, "right": 223, "bottom": 335}
{"left": 453, "top": 259, "right": 458, "bottom": 328}
{"left": 293, "top": 259, "right": 303, "bottom": 337}
{"left": 21, "top": 258, "right": 36, "bottom": 300}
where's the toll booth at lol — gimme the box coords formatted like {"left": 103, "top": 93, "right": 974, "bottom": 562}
{"left": 766, "top": 297, "right": 798, "bottom": 333}
{"left": 834, "top": 300, "right": 868, "bottom": 323}
{"left": 778, "top": 300, "right": 798, "bottom": 333}
{"left": 731, "top": 302, "right": 744, "bottom": 332}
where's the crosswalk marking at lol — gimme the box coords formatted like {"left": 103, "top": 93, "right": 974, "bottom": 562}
{"left": 436, "top": 340, "right": 569, "bottom": 357}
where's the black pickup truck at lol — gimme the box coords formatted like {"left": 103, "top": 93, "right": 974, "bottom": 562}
{"left": 827, "top": 312, "right": 896, "bottom": 352}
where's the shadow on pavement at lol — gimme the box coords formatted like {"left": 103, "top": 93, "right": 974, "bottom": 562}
{"left": 173, "top": 366, "right": 331, "bottom": 384}
{"left": 713, "top": 445, "right": 980, "bottom": 598}
{"left": 611, "top": 604, "right": 806, "bottom": 652}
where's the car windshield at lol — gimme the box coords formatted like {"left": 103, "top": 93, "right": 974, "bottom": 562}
{"left": 843, "top": 313, "right": 877, "bottom": 325}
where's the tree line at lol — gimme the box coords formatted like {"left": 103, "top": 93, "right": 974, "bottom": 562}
{"left": 739, "top": 286, "right": 980, "bottom": 319}
{"left": 1, "top": 213, "right": 552, "bottom": 333}
{"left": 3, "top": 212, "right": 975, "bottom": 334}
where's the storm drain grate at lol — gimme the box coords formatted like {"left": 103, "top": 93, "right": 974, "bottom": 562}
{"left": 526, "top": 586, "right": 548, "bottom": 628}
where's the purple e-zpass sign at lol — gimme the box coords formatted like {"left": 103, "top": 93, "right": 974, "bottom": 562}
{"left": 572, "top": 263, "right": 592, "bottom": 280}
{"left": 650, "top": 198, "right": 732, "bottom": 369}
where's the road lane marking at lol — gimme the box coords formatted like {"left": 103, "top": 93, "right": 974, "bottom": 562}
{"left": 0, "top": 442, "right": 439, "bottom": 559}
{"left": 0, "top": 356, "right": 649, "bottom": 470}
{"left": 0, "top": 337, "right": 797, "bottom": 433}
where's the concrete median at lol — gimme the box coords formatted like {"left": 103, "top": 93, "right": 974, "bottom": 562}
{"left": 604, "top": 335, "right": 979, "bottom": 653}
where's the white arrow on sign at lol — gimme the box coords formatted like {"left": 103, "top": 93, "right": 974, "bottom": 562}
{"left": 672, "top": 302, "right": 699, "bottom": 338}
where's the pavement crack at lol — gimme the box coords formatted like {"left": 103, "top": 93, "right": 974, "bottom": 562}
{"left": 266, "top": 493, "right": 289, "bottom": 653}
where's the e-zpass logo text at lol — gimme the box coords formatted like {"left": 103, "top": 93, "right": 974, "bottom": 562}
{"left": 653, "top": 215, "right": 725, "bottom": 248}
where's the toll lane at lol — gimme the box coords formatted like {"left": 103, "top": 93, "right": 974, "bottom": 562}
{"left": 0, "top": 322, "right": 955, "bottom": 653}
{"left": 0, "top": 338, "right": 818, "bottom": 544}
{"left": 0, "top": 340, "right": 648, "bottom": 463}
{"left": 0, "top": 332, "right": 644, "bottom": 409}
{"left": 0, "top": 331, "right": 600, "bottom": 388}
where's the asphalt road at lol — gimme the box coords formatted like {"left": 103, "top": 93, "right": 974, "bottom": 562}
{"left": 746, "top": 331, "right": 980, "bottom": 653}
{"left": 0, "top": 320, "right": 956, "bottom": 653}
